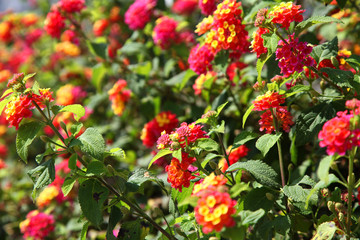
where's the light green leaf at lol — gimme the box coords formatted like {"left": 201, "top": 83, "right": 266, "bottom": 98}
{"left": 0, "top": 97, "right": 11, "bottom": 115}
{"left": 242, "top": 105, "right": 254, "bottom": 128}
{"left": 78, "top": 128, "right": 106, "bottom": 160}
{"left": 1, "top": 88, "right": 13, "bottom": 99}
{"left": 79, "top": 221, "right": 89, "bottom": 240}
{"left": 317, "top": 155, "right": 337, "bottom": 185}
{"left": 240, "top": 209, "right": 265, "bottom": 226}
{"left": 227, "top": 160, "right": 281, "bottom": 189}
{"left": 62, "top": 177, "right": 76, "bottom": 196}
{"left": 311, "top": 37, "right": 338, "bottom": 64}
{"left": 59, "top": 104, "right": 85, "bottom": 121}
{"left": 196, "top": 138, "right": 219, "bottom": 152}
{"left": 256, "top": 133, "right": 282, "bottom": 156}
{"left": 16, "top": 121, "right": 45, "bottom": 163}
{"left": 120, "top": 42, "right": 146, "bottom": 55}
{"left": 283, "top": 185, "right": 318, "bottom": 205}
{"left": 262, "top": 32, "right": 279, "bottom": 54}
{"left": 312, "top": 221, "right": 338, "bottom": 240}
{"left": 256, "top": 53, "right": 271, "bottom": 83}
{"left": 148, "top": 149, "right": 172, "bottom": 168}
{"left": 215, "top": 102, "right": 228, "bottom": 117}
{"left": 92, "top": 63, "right": 107, "bottom": 92}
{"left": 295, "top": 16, "right": 343, "bottom": 36}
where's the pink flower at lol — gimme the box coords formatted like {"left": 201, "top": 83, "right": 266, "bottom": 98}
{"left": 44, "top": 11, "right": 65, "bottom": 38}
{"left": 20, "top": 210, "right": 55, "bottom": 240}
{"left": 125, "top": 0, "right": 157, "bottom": 30}
{"left": 188, "top": 44, "right": 215, "bottom": 75}
{"left": 153, "top": 16, "right": 179, "bottom": 49}
{"left": 172, "top": 0, "right": 198, "bottom": 15}
{"left": 59, "top": 0, "right": 85, "bottom": 13}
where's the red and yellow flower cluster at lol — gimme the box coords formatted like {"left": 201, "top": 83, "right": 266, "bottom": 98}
{"left": 188, "top": 44, "right": 215, "bottom": 75}
{"left": 108, "top": 79, "right": 131, "bottom": 116}
{"left": 19, "top": 210, "right": 55, "bottom": 240}
{"left": 269, "top": 2, "right": 305, "bottom": 29}
{"left": 153, "top": 16, "right": 179, "bottom": 50}
{"left": 199, "top": 0, "right": 218, "bottom": 16}
{"left": 219, "top": 145, "right": 249, "bottom": 172}
{"left": 141, "top": 111, "right": 179, "bottom": 148}
{"left": 318, "top": 100, "right": 360, "bottom": 155}
{"left": 193, "top": 71, "right": 217, "bottom": 95}
{"left": 252, "top": 91, "right": 293, "bottom": 133}
{"left": 165, "top": 152, "right": 196, "bottom": 191}
{"left": 193, "top": 173, "right": 237, "bottom": 233}
{"left": 56, "top": 84, "right": 86, "bottom": 106}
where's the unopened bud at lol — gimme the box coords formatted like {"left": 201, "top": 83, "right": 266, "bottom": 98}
{"left": 338, "top": 212, "right": 345, "bottom": 222}
{"left": 327, "top": 201, "right": 335, "bottom": 212}
{"left": 331, "top": 56, "right": 339, "bottom": 68}
{"left": 288, "top": 164, "right": 294, "bottom": 172}
{"left": 209, "top": 161, "right": 218, "bottom": 169}
{"left": 320, "top": 79, "right": 326, "bottom": 92}
{"left": 40, "top": 135, "right": 50, "bottom": 143}
{"left": 330, "top": 162, "right": 339, "bottom": 171}
{"left": 312, "top": 97, "right": 318, "bottom": 104}
{"left": 335, "top": 203, "right": 345, "bottom": 212}
{"left": 265, "top": 192, "right": 275, "bottom": 201}
{"left": 321, "top": 188, "right": 329, "bottom": 198}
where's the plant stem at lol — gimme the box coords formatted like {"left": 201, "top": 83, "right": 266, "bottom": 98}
{"left": 227, "top": 87, "right": 243, "bottom": 117}
{"left": 346, "top": 149, "right": 356, "bottom": 240}
{"left": 216, "top": 132, "right": 235, "bottom": 184}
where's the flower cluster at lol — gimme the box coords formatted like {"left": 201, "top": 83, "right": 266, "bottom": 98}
{"left": 108, "top": 79, "right": 131, "bottom": 116}
{"left": 193, "top": 71, "right": 217, "bottom": 95}
{"left": 251, "top": 27, "right": 269, "bottom": 57}
{"left": 19, "top": 210, "right": 55, "bottom": 240}
{"left": 125, "top": 0, "right": 157, "bottom": 30}
{"left": 199, "top": 0, "right": 218, "bottom": 15}
{"left": 141, "top": 111, "right": 179, "bottom": 148}
{"left": 269, "top": 2, "right": 305, "bottom": 29}
{"left": 318, "top": 109, "right": 360, "bottom": 155}
{"left": 44, "top": 11, "right": 66, "bottom": 38}
{"left": 188, "top": 44, "right": 215, "bottom": 75}
{"left": 172, "top": 0, "right": 198, "bottom": 15}
{"left": 205, "top": 0, "right": 249, "bottom": 56}
{"left": 56, "top": 84, "right": 86, "bottom": 106}
{"left": 275, "top": 35, "right": 315, "bottom": 77}
{"left": 157, "top": 122, "right": 208, "bottom": 150}
{"left": 165, "top": 152, "right": 196, "bottom": 191}
{"left": 218, "top": 145, "right": 249, "bottom": 172}
{"left": 59, "top": 0, "right": 85, "bottom": 13}
{"left": 259, "top": 106, "right": 294, "bottom": 133}
{"left": 193, "top": 173, "right": 237, "bottom": 233}
{"left": 252, "top": 91, "right": 294, "bottom": 133}
{"left": 55, "top": 41, "right": 81, "bottom": 57}
{"left": 153, "top": 16, "right": 179, "bottom": 50}
{"left": 0, "top": 21, "right": 12, "bottom": 42}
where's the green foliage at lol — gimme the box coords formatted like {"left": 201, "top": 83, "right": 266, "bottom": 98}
{"left": 256, "top": 133, "right": 282, "bottom": 157}
{"left": 27, "top": 159, "right": 55, "bottom": 198}
{"left": 311, "top": 37, "right": 338, "bottom": 65}
{"left": 59, "top": 104, "right": 86, "bottom": 121}
{"left": 78, "top": 127, "right": 106, "bottom": 160}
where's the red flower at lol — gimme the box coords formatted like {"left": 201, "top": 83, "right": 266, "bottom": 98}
{"left": 275, "top": 34, "right": 315, "bottom": 77}
{"left": 165, "top": 152, "right": 195, "bottom": 191}
{"left": 0, "top": 159, "right": 6, "bottom": 169}
{"left": 32, "top": 88, "right": 54, "bottom": 109}
{"left": 4, "top": 95, "right": 34, "bottom": 129}
{"left": 59, "top": 0, "right": 85, "bottom": 13}
{"left": 188, "top": 44, "right": 215, "bottom": 75}
{"left": 19, "top": 210, "right": 55, "bottom": 240}
{"left": 141, "top": 111, "right": 179, "bottom": 148}
{"left": 199, "top": 0, "right": 217, "bottom": 15}
{"left": 125, "top": 0, "right": 156, "bottom": 30}
{"left": 251, "top": 28, "right": 269, "bottom": 57}
{"left": 195, "top": 190, "right": 236, "bottom": 233}
{"left": 259, "top": 106, "right": 294, "bottom": 134}
{"left": 269, "top": 2, "right": 305, "bottom": 29}
{"left": 56, "top": 84, "right": 86, "bottom": 106}
{"left": 253, "top": 91, "right": 285, "bottom": 111}
{"left": 93, "top": 19, "right": 109, "bottom": 37}
{"left": 171, "top": 122, "right": 208, "bottom": 148}
{"left": 318, "top": 111, "right": 360, "bottom": 155}
{"left": 153, "top": 16, "right": 179, "bottom": 50}
{"left": 172, "top": 0, "right": 198, "bottom": 15}
{"left": 44, "top": 11, "right": 65, "bottom": 38}
{"left": 226, "top": 61, "right": 247, "bottom": 83}
{"left": 0, "top": 21, "right": 13, "bottom": 42}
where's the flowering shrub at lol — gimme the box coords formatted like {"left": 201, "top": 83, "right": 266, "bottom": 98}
{"left": 1, "top": 0, "right": 360, "bottom": 240}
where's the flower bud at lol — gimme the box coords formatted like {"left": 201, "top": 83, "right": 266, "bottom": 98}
{"left": 288, "top": 164, "right": 294, "bottom": 172}
{"left": 170, "top": 142, "right": 180, "bottom": 150}
{"left": 7, "top": 73, "right": 24, "bottom": 88}
{"left": 327, "top": 201, "right": 335, "bottom": 212}
{"left": 335, "top": 202, "right": 345, "bottom": 212}
{"left": 338, "top": 212, "right": 345, "bottom": 223}
{"left": 320, "top": 79, "right": 326, "bottom": 92}
{"left": 265, "top": 192, "right": 275, "bottom": 201}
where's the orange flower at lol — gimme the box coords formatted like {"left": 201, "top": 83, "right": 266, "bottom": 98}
{"left": 4, "top": 95, "right": 34, "bottom": 129}
{"left": 193, "top": 173, "right": 227, "bottom": 196}
{"left": 269, "top": 2, "right": 305, "bottom": 29}
{"left": 165, "top": 152, "right": 195, "bottom": 191}
{"left": 253, "top": 91, "right": 285, "bottom": 111}
{"left": 108, "top": 80, "right": 131, "bottom": 116}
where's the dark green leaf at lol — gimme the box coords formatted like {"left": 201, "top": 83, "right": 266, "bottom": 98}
{"left": 78, "top": 128, "right": 106, "bottom": 160}
{"left": 240, "top": 209, "right": 265, "bottom": 225}
{"left": 27, "top": 159, "right": 55, "bottom": 190}
{"left": 16, "top": 121, "right": 45, "bottom": 163}
{"left": 87, "top": 41, "right": 107, "bottom": 59}
{"left": 311, "top": 37, "right": 338, "bottom": 64}
{"left": 227, "top": 160, "right": 280, "bottom": 188}
{"left": 87, "top": 160, "right": 107, "bottom": 176}
{"left": 244, "top": 187, "right": 274, "bottom": 211}
{"left": 127, "top": 168, "right": 165, "bottom": 192}
{"left": 118, "top": 220, "right": 141, "bottom": 240}
{"left": 321, "top": 68, "right": 355, "bottom": 89}
{"left": 78, "top": 179, "right": 109, "bottom": 226}
{"left": 232, "top": 131, "right": 258, "bottom": 149}
{"left": 68, "top": 154, "right": 77, "bottom": 170}
{"left": 62, "top": 177, "right": 76, "bottom": 196}
{"left": 283, "top": 185, "right": 318, "bottom": 205}
{"left": 295, "top": 17, "right": 342, "bottom": 36}
{"left": 256, "top": 133, "right": 282, "bottom": 156}
{"left": 106, "top": 206, "right": 123, "bottom": 240}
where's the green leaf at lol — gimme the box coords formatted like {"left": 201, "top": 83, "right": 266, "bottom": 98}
{"left": 232, "top": 131, "right": 259, "bottom": 149}
{"left": 131, "top": 61, "right": 152, "bottom": 76}
{"left": 285, "top": 85, "right": 311, "bottom": 98}
{"left": 148, "top": 149, "right": 172, "bottom": 168}
{"left": 23, "top": 72, "right": 37, "bottom": 82}
{"left": 1, "top": 88, "right": 13, "bottom": 99}
{"left": 92, "top": 63, "right": 107, "bottom": 92}
{"left": 196, "top": 138, "right": 219, "bottom": 152}
{"left": 70, "top": 122, "right": 83, "bottom": 135}
{"left": 78, "top": 128, "right": 106, "bottom": 160}
{"left": 59, "top": 104, "right": 85, "bottom": 121}
{"left": 295, "top": 17, "right": 342, "bottom": 36}
{"left": 27, "top": 159, "right": 55, "bottom": 190}
{"left": 171, "top": 182, "right": 194, "bottom": 214}
{"left": 172, "top": 149, "right": 182, "bottom": 162}
{"left": 290, "top": 133, "right": 298, "bottom": 165}
{"left": 201, "top": 153, "right": 221, "bottom": 168}
{"left": 296, "top": 101, "right": 343, "bottom": 145}
{"left": 256, "top": 53, "right": 271, "bottom": 83}
{"left": 35, "top": 148, "right": 55, "bottom": 164}
{"left": 321, "top": 68, "right": 355, "bottom": 89}
{"left": 87, "top": 41, "right": 107, "bottom": 59}
{"left": 240, "top": 209, "right": 265, "bottom": 226}
{"left": 68, "top": 154, "right": 77, "bottom": 170}
{"left": 62, "top": 177, "right": 76, "bottom": 196}
{"left": 180, "top": 69, "right": 197, "bottom": 90}
{"left": 215, "top": 102, "right": 228, "bottom": 117}
{"left": 242, "top": 105, "right": 254, "bottom": 128}
{"left": 120, "top": 42, "right": 146, "bottom": 55}
{"left": 32, "top": 81, "right": 40, "bottom": 95}
{"left": 306, "top": 174, "right": 340, "bottom": 208}
{"left": 0, "top": 97, "right": 11, "bottom": 115}
{"left": 256, "top": 133, "right": 282, "bottom": 156}
{"left": 87, "top": 160, "right": 107, "bottom": 176}
{"left": 227, "top": 160, "right": 281, "bottom": 189}
{"left": 117, "top": 220, "right": 142, "bottom": 240}
{"left": 106, "top": 206, "right": 122, "bottom": 240}
{"left": 106, "top": 147, "right": 126, "bottom": 160}
{"left": 317, "top": 155, "right": 337, "bottom": 185}
{"left": 283, "top": 184, "right": 318, "bottom": 205}
{"left": 16, "top": 121, "right": 45, "bottom": 163}
{"left": 78, "top": 179, "right": 109, "bottom": 226}
{"left": 262, "top": 32, "right": 279, "bottom": 54}
{"left": 311, "top": 37, "right": 338, "bottom": 64}
{"left": 346, "top": 55, "right": 360, "bottom": 72}
{"left": 79, "top": 221, "right": 89, "bottom": 240}
{"left": 312, "top": 221, "right": 338, "bottom": 240}
{"left": 243, "top": 187, "right": 274, "bottom": 211}
{"left": 127, "top": 168, "right": 165, "bottom": 191}
{"left": 209, "top": 120, "right": 225, "bottom": 134}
